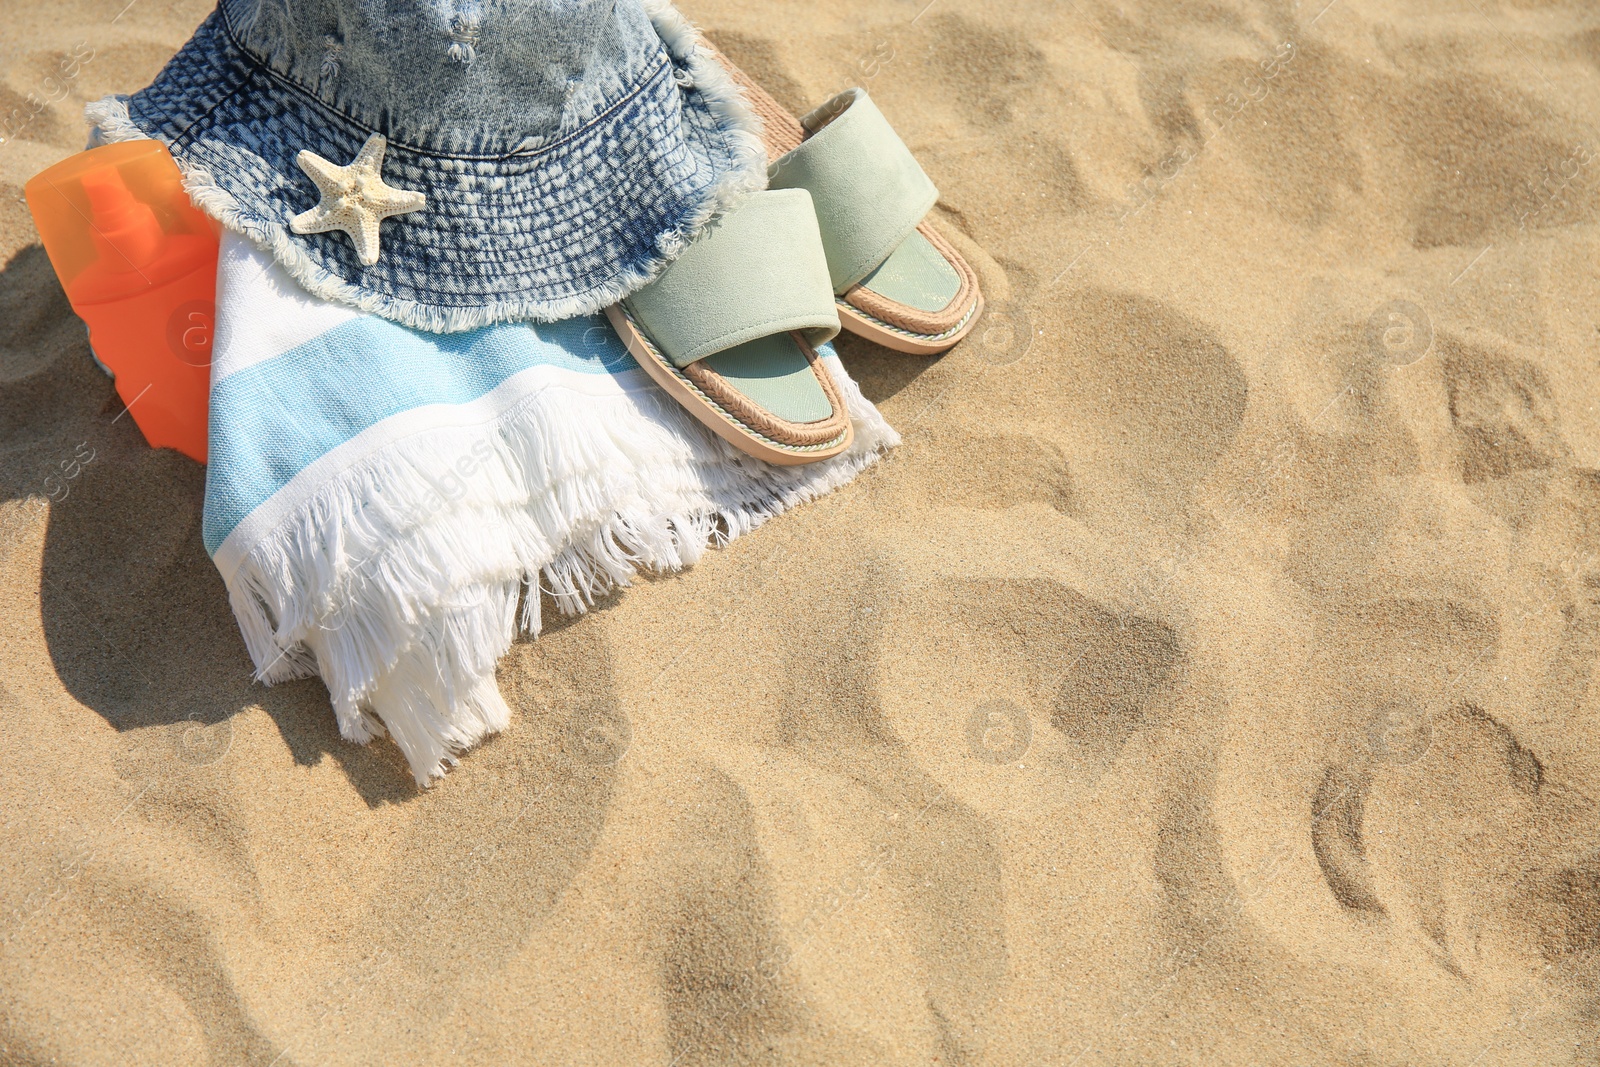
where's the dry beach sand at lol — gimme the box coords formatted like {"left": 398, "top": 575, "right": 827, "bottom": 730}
{"left": 3, "top": 0, "right": 1600, "bottom": 1062}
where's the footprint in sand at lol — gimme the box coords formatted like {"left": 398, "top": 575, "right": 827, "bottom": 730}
{"left": 1439, "top": 334, "right": 1572, "bottom": 526}
{"left": 867, "top": 569, "right": 1181, "bottom": 823}
{"left": 1400, "top": 77, "right": 1597, "bottom": 249}
{"left": 1222, "top": 473, "right": 1597, "bottom": 1055}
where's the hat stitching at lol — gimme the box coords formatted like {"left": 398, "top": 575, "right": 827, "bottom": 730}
{"left": 87, "top": 1, "right": 769, "bottom": 332}
{"left": 214, "top": 2, "right": 678, "bottom": 165}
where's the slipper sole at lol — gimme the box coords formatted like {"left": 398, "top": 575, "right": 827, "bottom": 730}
{"left": 837, "top": 291, "right": 985, "bottom": 355}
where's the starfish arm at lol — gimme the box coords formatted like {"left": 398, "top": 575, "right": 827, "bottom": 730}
{"left": 289, "top": 204, "right": 339, "bottom": 235}
{"left": 352, "top": 133, "right": 389, "bottom": 174}
{"left": 375, "top": 188, "right": 427, "bottom": 218}
{"left": 295, "top": 149, "right": 348, "bottom": 192}
{"left": 350, "top": 211, "right": 383, "bottom": 266}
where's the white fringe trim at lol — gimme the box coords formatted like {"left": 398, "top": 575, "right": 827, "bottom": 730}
{"left": 223, "top": 357, "right": 897, "bottom": 785}
{"left": 84, "top": 95, "right": 146, "bottom": 147}
{"left": 80, "top": 3, "right": 768, "bottom": 333}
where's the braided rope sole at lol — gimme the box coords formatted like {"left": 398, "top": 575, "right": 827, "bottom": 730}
{"left": 838, "top": 292, "right": 981, "bottom": 344}
{"left": 615, "top": 305, "right": 852, "bottom": 456}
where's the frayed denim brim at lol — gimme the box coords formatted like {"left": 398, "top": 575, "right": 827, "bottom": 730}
{"left": 86, "top": 0, "right": 767, "bottom": 333}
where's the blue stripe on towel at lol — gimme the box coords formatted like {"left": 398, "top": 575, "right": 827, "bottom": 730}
{"left": 202, "top": 313, "right": 638, "bottom": 555}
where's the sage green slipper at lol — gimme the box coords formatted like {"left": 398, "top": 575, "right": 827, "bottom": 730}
{"left": 716, "top": 56, "right": 983, "bottom": 355}
{"left": 607, "top": 189, "right": 853, "bottom": 466}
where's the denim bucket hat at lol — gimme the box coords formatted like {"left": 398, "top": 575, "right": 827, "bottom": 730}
{"left": 84, "top": 0, "right": 767, "bottom": 331}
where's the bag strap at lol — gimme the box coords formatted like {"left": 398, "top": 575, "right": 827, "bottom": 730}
{"left": 620, "top": 189, "right": 840, "bottom": 369}
{"left": 768, "top": 89, "right": 940, "bottom": 293}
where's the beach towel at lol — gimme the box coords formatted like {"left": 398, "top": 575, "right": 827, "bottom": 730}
{"left": 205, "top": 232, "right": 898, "bottom": 784}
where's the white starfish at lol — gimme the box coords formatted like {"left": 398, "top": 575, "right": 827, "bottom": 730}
{"left": 289, "top": 133, "right": 425, "bottom": 266}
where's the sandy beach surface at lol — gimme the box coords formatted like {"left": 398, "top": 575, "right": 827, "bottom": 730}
{"left": 3, "top": 0, "right": 1599, "bottom": 1063}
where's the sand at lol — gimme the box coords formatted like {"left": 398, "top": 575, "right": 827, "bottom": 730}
{"left": 3, "top": 0, "right": 1599, "bottom": 1062}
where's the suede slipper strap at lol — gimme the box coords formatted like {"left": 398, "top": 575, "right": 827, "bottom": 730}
{"left": 619, "top": 189, "right": 840, "bottom": 369}
{"left": 767, "top": 88, "right": 940, "bottom": 294}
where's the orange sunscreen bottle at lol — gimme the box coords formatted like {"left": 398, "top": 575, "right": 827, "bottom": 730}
{"left": 25, "top": 140, "right": 220, "bottom": 462}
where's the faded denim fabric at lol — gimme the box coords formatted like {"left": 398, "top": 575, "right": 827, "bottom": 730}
{"left": 87, "top": 0, "right": 767, "bottom": 332}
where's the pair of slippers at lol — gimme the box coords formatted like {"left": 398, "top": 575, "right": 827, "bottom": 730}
{"left": 606, "top": 54, "right": 984, "bottom": 466}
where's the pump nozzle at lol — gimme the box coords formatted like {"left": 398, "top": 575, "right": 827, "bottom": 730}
{"left": 79, "top": 167, "right": 163, "bottom": 272}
